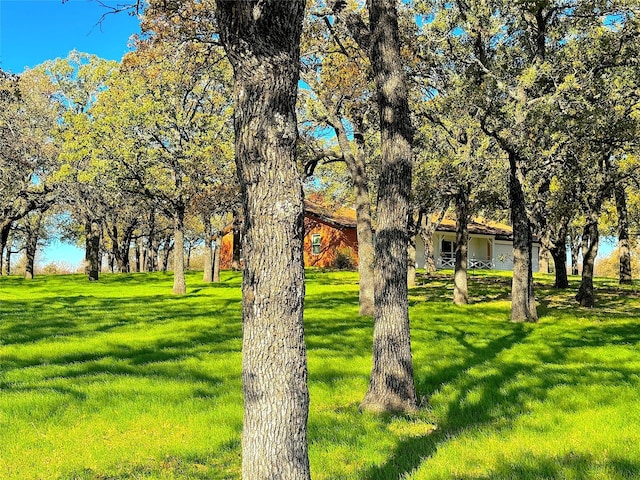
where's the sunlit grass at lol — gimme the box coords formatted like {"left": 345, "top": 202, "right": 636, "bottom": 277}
{"left": 1, "top": 269, "right": 640, "bottom": 478}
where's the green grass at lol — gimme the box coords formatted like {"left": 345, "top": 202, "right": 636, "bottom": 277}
{"left": 1, "top": 270, "right": 640, "bottom": 479}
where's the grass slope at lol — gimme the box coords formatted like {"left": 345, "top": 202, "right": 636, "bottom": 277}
{"left": 1, "top": 270, "right": 640, "bottom": 479}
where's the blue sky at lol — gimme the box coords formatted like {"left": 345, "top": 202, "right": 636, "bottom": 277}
{"left": 1, "top": 0, "right": 140, "bottom": 267}
{"left": 1, "top": 0, "right": 141, "bottom": 73}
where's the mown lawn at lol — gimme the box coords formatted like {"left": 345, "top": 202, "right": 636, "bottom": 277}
{"left": 1, "top": 269, "right": 640, "bottom": 479}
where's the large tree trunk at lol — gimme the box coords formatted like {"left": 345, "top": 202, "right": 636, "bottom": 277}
{"left": 453, "top": 191, "right": 470, "bottom": 305}
{"left": 508, "top": 152, "right": 537, "bottom": 322}
{"left": 615, "top": 182, "right": 632, "bottom": 284}
{"left": 216, "top": 1, "right": 310, "bottom": 478}
{"left": 172, "top": 205, "right": 187, "bottom": 295}
{"left": 85, "top": 218, "right": 101, "bottom": 281}
{"left": 576, "top": 218, "right": 599, "bottom": 307}
{"left": 361, "top": 0, "right": 417, "bottom": 413}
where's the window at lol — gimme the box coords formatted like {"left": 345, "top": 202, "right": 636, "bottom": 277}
{"left": 311, "top": 234, "right": 321, "bottom": 255}
{"left": 442, "top": 239, "right": 454, "bottom": 259}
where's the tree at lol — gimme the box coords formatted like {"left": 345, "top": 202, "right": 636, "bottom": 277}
{"left": 90, "top": 32, "right": 233, "bottom": 293}
{"left": 215, "top": 0, "right": 311, "bottom": 478}
{"left": 0, "top": 68, "right": 58, "bottom": 274}
{"left": 363, "top": 0, "right": 418, "bottom": 412}
{"left": 45, "top": 52, "right": 120, "bottom": 281}
{"left": 328, "top": 0, "right": 418, "bottom": 412}
{"left": 300, "top": 10, "right": 377, "bottom": 315}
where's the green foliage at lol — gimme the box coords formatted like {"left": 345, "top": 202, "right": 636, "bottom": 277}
{"left": 2, "top": 271, "right": 640, "bottom": 478}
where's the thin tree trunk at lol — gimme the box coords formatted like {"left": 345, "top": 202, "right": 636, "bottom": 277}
{"left": 161, "top": 235, "right": 172, "bottom": 272}
{"left": 538, "top": 245, "right": 550, "bottom": 274}
{"left": 203, "top": 216, "right": 214, "bottom": 283}
{"left": 135, "top": 239, "right": 142, "bottom": 272}
{"left": 420, "top": 206, "right": 447, "bottom": 274}
{"left": 213, "top": 235, "right": 221, "bottom": 283}
{"left": 216, "top": 1, "right": 310, "bottom": 478}
{"left": 508, "top": 152, "right": 537, "bottom": 322}
{"left": 0, "top": 221, "right": 11, "bottom": 276}
{"left": 172, "top": 206, "right": 187, "bottom": 295}
{"left": 24, "top": 212, "right": 43, "bottom": 280}
{"left": 549, "top": 222, "right": 569, "bottom": 289}
{"left": 453, "top": 192, "right": 469, "bottom": 305}
{"left": 232, "top": 214, "right": 241, "bottom": 271}
{"left": 146, "top": 210, "right": 157, "bottom": 272}
{"left": 361, "top": 0, "right": 417, "bottom": 413}
{"left": 85, "top": 218, "right": 101, "bottom": 281}
{"left": 615, "top": 182, "right": 632, "bottom": 284}
{"left": 5, "top": 246, "right": 11, "bottom": 276}
{"left": 569, "top": 234, "right": 580, "bottom": 275}
{"left": 407, "top": 213, "right": 417, "bottom": 288}
{"left": 329, "top": 113, "right": 375, "bottom": 315}
{"left": 576, "top": 219, "right": 599, "bottom": 307}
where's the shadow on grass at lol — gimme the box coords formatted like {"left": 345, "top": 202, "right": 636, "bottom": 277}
{"left": 362, "top": 289, "right": 640, "bottom": 479}
{"left": 455, "top": 453, "right": 640, "bottom": 480}
{"left": 363, "top": 324, "right": 530, "bottom": 480}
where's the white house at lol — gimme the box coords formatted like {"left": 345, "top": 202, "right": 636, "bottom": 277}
{"left": 415, "top": 218, "right": 541, "bottom": 272}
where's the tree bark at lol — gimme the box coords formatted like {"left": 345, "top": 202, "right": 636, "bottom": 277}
{"left": 0, "top": 222, "right": 11, "bottom": 276}
{"left": 24, "top": 211, "right": 44, "bottom": 280}
{"left": 213, "top": 235, "right": 221, "bottom": 283}
{"left": 453, "top": 192, "right": 469, "bottom": 305}
{"left": 569, "top": 233, "right": 580, "bottom": 276}
{"left": 172, "top": 205, "right": 187, "bottom": 295}
{"left": 508, "top": 152, "right": 537, "bottom": 322}
{"left": 576, "top": 218, "right": 599, "bottom": 307}
{"left": 146, "top": 209, "right": 158, "bottom": 272}
{"left": 549, "top": 222, "right": 569, "bottom": 289}
{"left": 407, "top": 213, "right": 417, "bottom": 288}
{"left": 329, "top": 112, "right": 375, "bottom": 315}
{"left": 203, "top": 216, "right": 214, "bottom": 283}
{"left": 360, "top": 0, "right": 417, "bottom": 413}
{"left": 419, "top": 206, "right": 447, "bottom": 274}
{"left": 538, "top": 245, "right": 550, "bottom": 274}
{"left": 160, "top": 235, "right": 173, "bottom": 272}
{"left": 232, "top": 214, "right": 242, "bottom": 270}
{"left": 85, "top": 218, "right": 101, "bottom": 281}
{"left": 216, "top": 1, "right": 310, "bottom": 478}
{"left": 614, "top": 182, "right": 632, "bottom": 284}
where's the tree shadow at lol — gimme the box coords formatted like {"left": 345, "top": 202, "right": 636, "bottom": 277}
{"left": 362, "top": 318, "right": 640, "bottom": 479}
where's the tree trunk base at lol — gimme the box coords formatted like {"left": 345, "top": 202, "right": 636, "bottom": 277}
{"left": 359, "top": 303, "right": 374, "bottom": 316}
{"left": 360, "top": 393, "right": 418, "bottom": 414}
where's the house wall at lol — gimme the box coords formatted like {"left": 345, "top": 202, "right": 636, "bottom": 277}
{"left": 415, "top": 233, "right": 540, "bottom": 272}
{"left": 303, "top": 218, "right": 358, "bottom": 268}
{"left": 218, "top": 219, "right": 358, "bottom": 269}
{"left": 493, "top": 241, "right": 514, "bottom": 270}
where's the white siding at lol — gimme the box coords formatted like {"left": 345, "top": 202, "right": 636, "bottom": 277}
{"left": 493, "top": 242, "right": 514, "bottom": 271}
